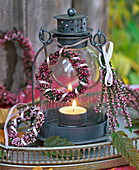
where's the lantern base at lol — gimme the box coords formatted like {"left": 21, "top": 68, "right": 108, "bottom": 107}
{"left": 38, "top": 108, "right": 109, "bottom": 144}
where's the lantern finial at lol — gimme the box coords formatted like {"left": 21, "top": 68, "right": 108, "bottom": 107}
{"left": 67, "top": 8, "right": 76, "bottom": 17}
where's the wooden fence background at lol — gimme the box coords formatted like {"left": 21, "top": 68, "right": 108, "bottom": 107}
{"left": 0, "top": 0, "right": 108, "bottom": 94}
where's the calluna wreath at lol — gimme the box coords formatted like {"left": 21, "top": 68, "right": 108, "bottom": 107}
{"left": 35, "top": 50, "right": 91, "bottom": 102}
{"left": 0, "top": 30, "right": 35, "bottom": 106}
{"left": 9, "top": 106, "right": 44, "bottom": 146}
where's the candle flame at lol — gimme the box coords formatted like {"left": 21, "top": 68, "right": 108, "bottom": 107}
{"left": 68, "top": 83, "right": 72, "bottom": 91}
{"left": 72, "top": 99, "right": 77, "bottom": 112}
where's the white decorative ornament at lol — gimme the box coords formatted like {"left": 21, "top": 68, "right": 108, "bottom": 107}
{"left": 99, "top": 41, "right": 114, "bottom": 86}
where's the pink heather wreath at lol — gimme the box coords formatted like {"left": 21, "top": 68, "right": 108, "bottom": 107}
{"left": 8, "top": 106, "right": 44, "bottom": 146}
{"left": 35, "top": 50, "right": 91, "bottom": 102}
{"left": 0, "top": 29, "right": 35, "bottom": 106}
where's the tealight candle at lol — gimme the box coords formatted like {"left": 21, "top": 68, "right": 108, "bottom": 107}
{"left": 59, "top": 100, "right": 86, "bottom": 115}
{"left": 58, "top": 99, "right": 87, "bottom": 127}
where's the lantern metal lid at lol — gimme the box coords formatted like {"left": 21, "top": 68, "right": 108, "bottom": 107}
{"left": 51, "top": 8, "right": 93, "bottom": 48}
{"left": 51, "top": 8, "right": 93, "bottom": 36}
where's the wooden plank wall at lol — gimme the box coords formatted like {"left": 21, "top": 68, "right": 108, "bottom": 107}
{"left": 0, "top": 0, "right": 108, "bottom": 93}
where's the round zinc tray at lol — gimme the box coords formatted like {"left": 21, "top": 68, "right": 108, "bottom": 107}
{"left": 0, "top": 92, "right": 138, "bottom": 169}
{"left": 0, "top": 135, "right": 138, "bottom": 170}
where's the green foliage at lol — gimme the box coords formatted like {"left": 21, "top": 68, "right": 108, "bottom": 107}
{"left": 44, "top": 136, "right": 80, "bottom": 158}
{"left": 109, "top": 0, "right": 139, "bottom": 84}
{"left": 128, "top": 71, "right": 139, "bottom": 84}
{"left": 111, "top": 131, "right": 139, "bottom": 169}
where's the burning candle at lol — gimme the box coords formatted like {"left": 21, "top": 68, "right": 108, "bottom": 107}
{"left": 58, "top": 98, "right": 87, "bottom": 127}
{"left": 68, "top": 83, "right": 72, "bottom": 91}
{"left": 59, "top": 99, "right": 86, "bottom": 115}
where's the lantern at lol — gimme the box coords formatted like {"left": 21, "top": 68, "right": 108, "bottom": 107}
{"left": 32, "top": 8, "right": 108, "bottom": 144}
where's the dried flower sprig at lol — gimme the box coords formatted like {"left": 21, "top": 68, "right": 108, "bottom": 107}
{"left": 96, "top": 67, "right": 136, "bottom": 132}
{"left": 95, "top": 41, "right": 139, "bottom": 132}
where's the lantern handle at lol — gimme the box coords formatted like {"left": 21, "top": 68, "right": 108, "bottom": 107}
{"left": 89, "top": 29, "right": 107, "bottom": 54}
{"left": 39, "top": 28, "right": 52, "bottom": 44}
{"left": 32, "top": 28, "right": 53, "bottom": 106}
